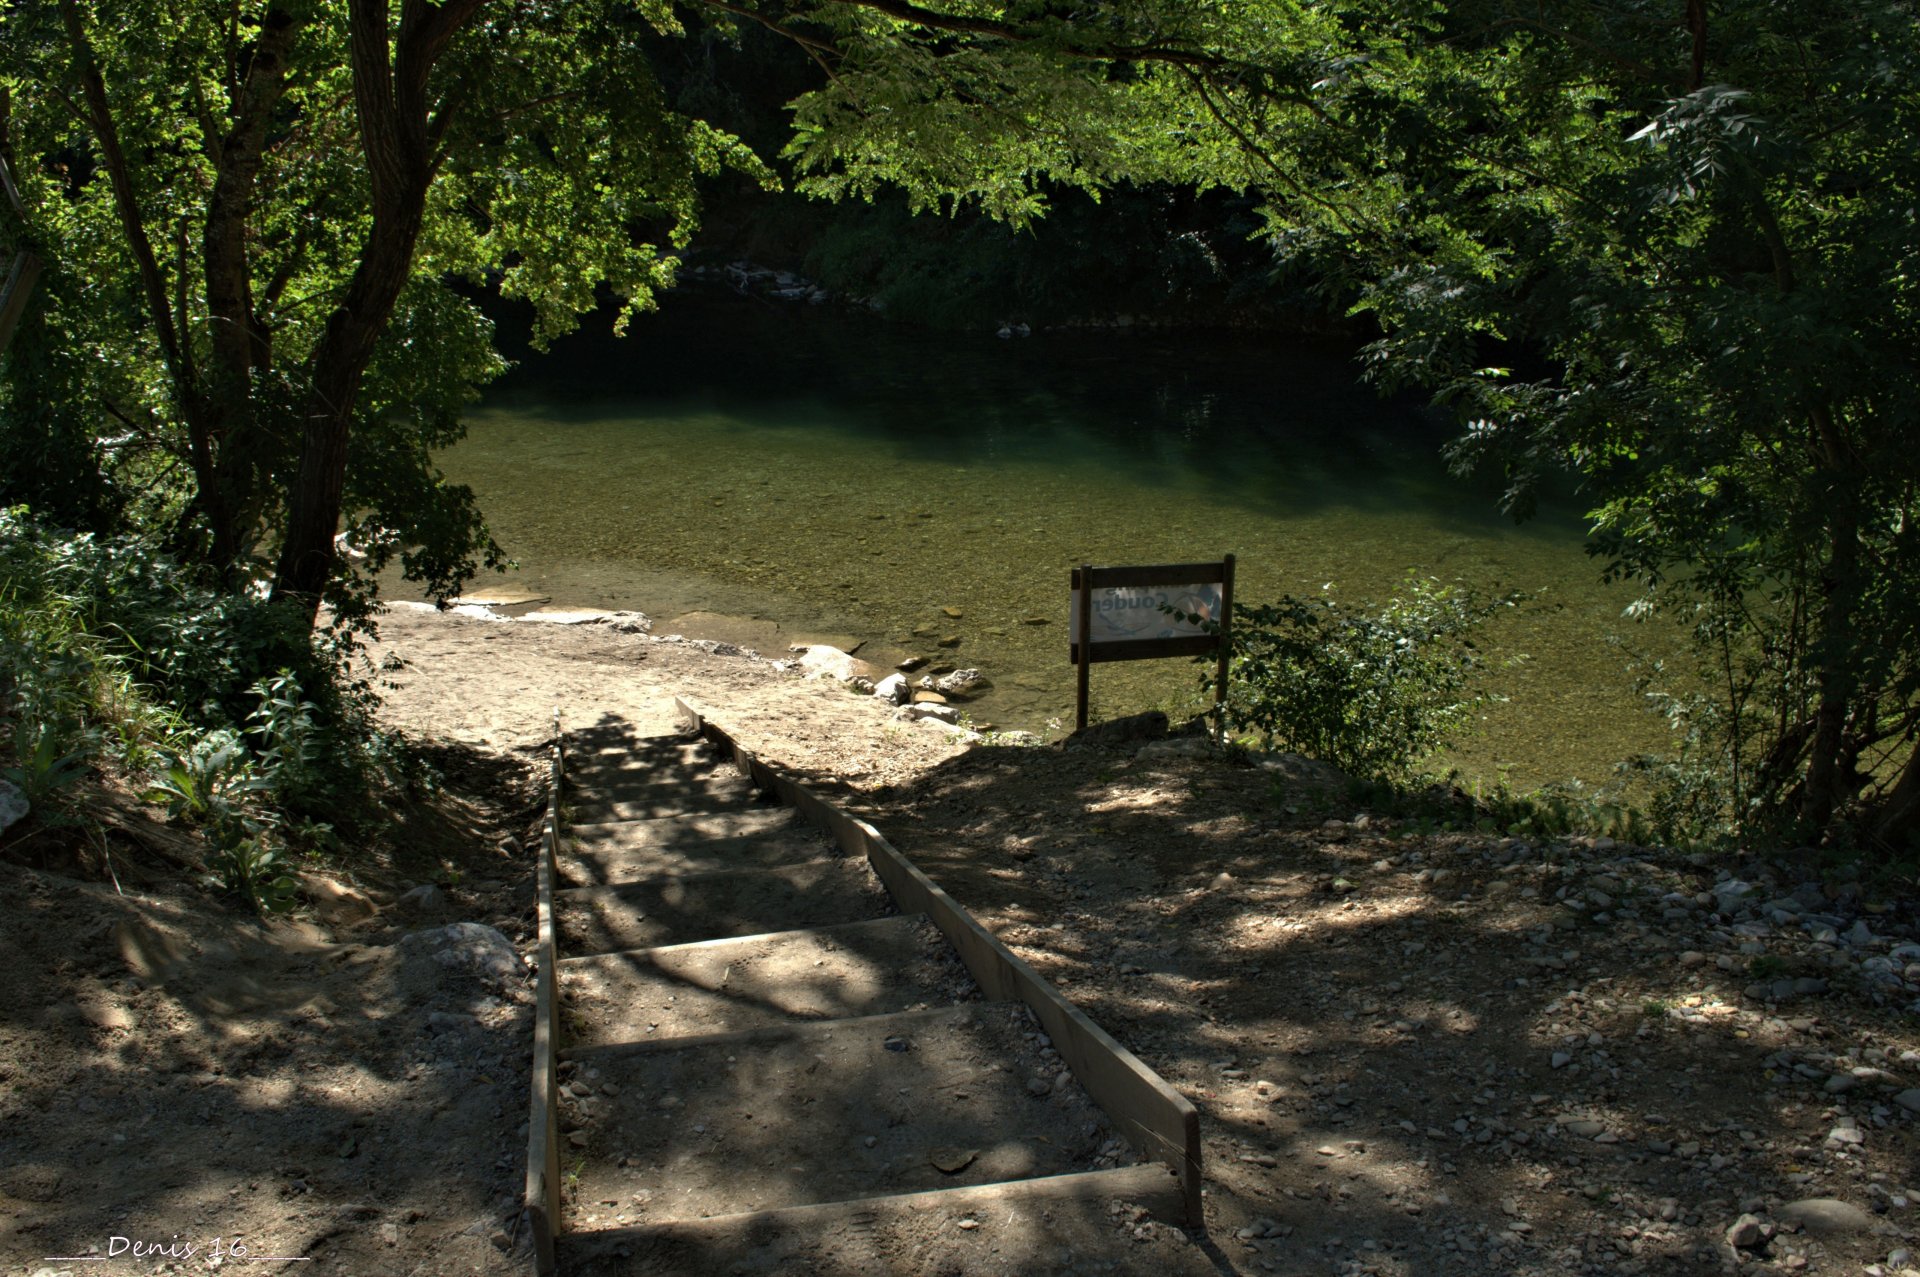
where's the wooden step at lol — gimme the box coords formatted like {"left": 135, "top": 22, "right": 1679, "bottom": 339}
{"left": 554, "top": 858, "right": 887, "bottom": 952}
{"left": 559, "top": 1163, "right": 1194, "bottom": 1277}
{"left": 557, "top": 915, "right": 974, "bottom": 1048}
{"left": 556, "top": 1003, "right": 1129, "bottom": 1223}
{"left": 567, "top": 808, "right": 804, "bottom": 857}
{"left": 560, "top": 825, "right": 837, "bottom": 886}
{"left": 567, "top": 782, "right": 766, "bottom": 825}
{"left": 564, "top": 727, "right": 707, "bottom": 766}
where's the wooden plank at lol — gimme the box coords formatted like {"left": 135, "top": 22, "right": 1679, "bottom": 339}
{"left": 1075, "top": 563, "right": 1093, "bottom": 729}
{"left": 1213, "top": 554, "right": 1235, "bottom": 743}
{"left": 1068, "top": 633, "right": 1218, "bottom": 665}
{"left": 553, "top": 856, "right": 844, "bottom": 899}
{"left": 525, "top": 719, "right": 565, "bottom": 1276}
{"left": 1080, "top": 561, "right": 1230, "bottom": 588}
{"left": 562, "top": 1163, "right": 1186, "bottom": 1264}
{"left": 671, "top": 698, "right": 1205, "bottom": 1225}
{"left": 556, "top": 913, "right": 932, "bottom": 967}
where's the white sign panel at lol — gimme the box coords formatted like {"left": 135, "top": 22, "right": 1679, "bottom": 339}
{"left": 1074, "top": 582, "right": 1224, "bottom": 645}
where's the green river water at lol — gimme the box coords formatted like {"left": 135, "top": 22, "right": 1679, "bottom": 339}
{"left": 414, "top": 289, "right": 1678, "bottom": 790}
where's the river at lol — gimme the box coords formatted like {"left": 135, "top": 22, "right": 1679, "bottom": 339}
{"left": 407, "top": 287, "right": 1679, "bottom": 791}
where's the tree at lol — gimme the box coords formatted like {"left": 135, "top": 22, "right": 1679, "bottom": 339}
{"left": 2, "top": 0, "right": 765, "bottom": 620}
{"left": 763, "top": 0, "right": 1920, "bottom": 845}
{"left": 8, "top": 0, "right": 1918, "bottom": 844}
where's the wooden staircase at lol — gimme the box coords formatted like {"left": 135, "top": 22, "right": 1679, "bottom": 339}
{"left": 523, "top": 704, "right": 1204, "bottom": 1275}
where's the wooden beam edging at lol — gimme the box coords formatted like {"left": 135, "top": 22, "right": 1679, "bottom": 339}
{"left": 672, "top": 697, "right": 1205, "bottom": 1226}
{"left": 525, "top": 709, "right": 564, "bottom": 1276}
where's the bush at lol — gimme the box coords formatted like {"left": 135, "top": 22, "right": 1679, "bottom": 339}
{"left": 1177, "top": 576, "right": 1518, "bottom": 781}
{"left": 0, "top": 507, "right": 422, "bottom": 899}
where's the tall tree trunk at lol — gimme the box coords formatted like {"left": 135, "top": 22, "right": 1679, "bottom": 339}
{"left": 199, "top": 7, "right": 305, "bottom": 573}
{"left": 57, "top": 0, "right": 234, "bottom": 557}
{"left": 270, "top": 0, "right": 482, "bottom": 621}
{"left": 0, "top": 92, "right": 41, "bottom": 357}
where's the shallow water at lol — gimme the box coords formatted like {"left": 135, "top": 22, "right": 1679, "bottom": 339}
{"left": 411, "top": 290, "right": 1677, "bottom": 789}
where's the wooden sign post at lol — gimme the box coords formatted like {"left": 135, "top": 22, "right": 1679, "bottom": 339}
{"left": 1070, "top": 555, "right": 1234, "bottom": 736}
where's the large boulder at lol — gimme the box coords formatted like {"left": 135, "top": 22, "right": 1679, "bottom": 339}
{"left": 398, "top": 922, "right": 524, "bottom": 999}
{"left": 795, "top": 645, "right": 861, "bottom": 681}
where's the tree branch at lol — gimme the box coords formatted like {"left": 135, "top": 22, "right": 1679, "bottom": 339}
{"left": 57, "top": 0, "right": 193, "bottom": 391}
{"left": 203, "top": 5, "right": 306, "bottom": 384}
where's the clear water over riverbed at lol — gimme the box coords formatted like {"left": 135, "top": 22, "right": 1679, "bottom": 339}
{"left": 415, "top": 289, "right": 1677, "bottom": 789}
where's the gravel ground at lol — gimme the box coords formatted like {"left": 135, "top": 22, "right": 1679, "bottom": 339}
{"left": 8, "top": 603, "right": 1919, "bottom": 1277}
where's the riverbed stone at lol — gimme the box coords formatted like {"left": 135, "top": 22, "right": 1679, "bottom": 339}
{"left": 873, "top": 673, "right": 910, "bottom": 705}
{"left": 795, "top": 645, "right": 860, "bottom": 681}
{"left": 602, "top": 606, "right": 656, "bottom": 629}
{"left": 932, "top": 668, "right": 988, "bottom": 697}
{"left": 1778, "top": 1198, "right": 1874, "bottom": 1237}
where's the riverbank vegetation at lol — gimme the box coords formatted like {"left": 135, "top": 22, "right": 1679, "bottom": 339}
{"left": 3, "top": 1, "right": 1917, "bottom": 863}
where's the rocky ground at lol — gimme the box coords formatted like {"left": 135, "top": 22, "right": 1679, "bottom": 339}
{"left": 871, "top": 735, "right": 1920, "bottom": 1277}
{"left": 5, "top": 603, "right": 1919, "bottom": 1276}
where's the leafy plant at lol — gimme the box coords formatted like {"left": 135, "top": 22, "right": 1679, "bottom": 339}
{"left": 2, "top": 719, "right": 94, "bottom": 815}
{"left": 1173, "top": 577, "right": 1518, "bottom": 781}
{"left": 145, "top": 731, "right": 261, "bottom": 826}
{"left": 246, "top": 671, "right": 323, "bottom": 810}
{"left": 203, "top": 836, "right": 299, "bottom": 915}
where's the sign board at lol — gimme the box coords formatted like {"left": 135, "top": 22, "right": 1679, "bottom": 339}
{"left": 1070, "top": 581, "right": 1225, "bottom": 659}
{"left": 1069, "top": 557, "right": 1235, "bottom": 730}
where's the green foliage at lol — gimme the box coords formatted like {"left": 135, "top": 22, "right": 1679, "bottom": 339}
{"left": 1469, "top": 779, "right": 1655, "bottom": 847}
{"left": 0, "top": 509, "right": 420, "bottom": 903}
{"left": 2, "top": 721, "right": 94, "bottom": 818}
{"left": 245, "top": 671, "right": 323, "bottom": 812}
{"left": 1180, "top": 577, "right": 1515, "bottom": 781}
{"left": 775, "top": 0, "right": 1920, "bottom": 847}
{"left": 145, "top": 730, "right": 260, "bottom": 827}
{"left": 788, "top": 185, "right": 1296, "bottom": 330}
{"left": 203, "top": 837, "right": 301, "bottom": 915}
{"left": 2, "top": 0, "right": 770, "bottom": 608}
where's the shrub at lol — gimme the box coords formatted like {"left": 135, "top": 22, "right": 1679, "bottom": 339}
{"left": 1175, "top": 576, "right": 1518, "bottom": 781}
{"left": 1, "top": 508, "right": 423, "bottom": 899}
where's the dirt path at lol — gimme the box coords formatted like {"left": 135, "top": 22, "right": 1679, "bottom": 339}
{"left": 8, "top": 603, "right": 1920, "bottom": 1277}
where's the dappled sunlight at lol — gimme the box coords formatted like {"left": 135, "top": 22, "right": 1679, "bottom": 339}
{"left": 867, "top": 729, "right": 1920, "bottom": 1274}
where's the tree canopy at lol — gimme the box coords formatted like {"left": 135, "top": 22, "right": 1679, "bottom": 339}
{"left": 6, "top": 0, "right": 1919, "bottom": 846}
{"left": 780, "top": 0, "right": 1920, "bottom": 843}
{"left": 3, "top": 0, "right": 765, "bottom": 617}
